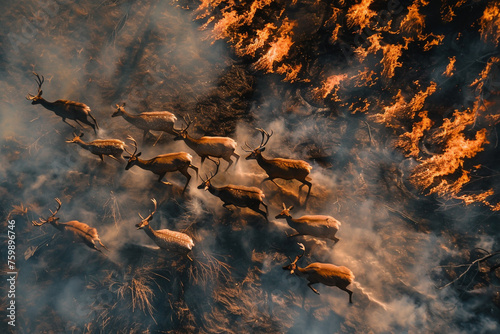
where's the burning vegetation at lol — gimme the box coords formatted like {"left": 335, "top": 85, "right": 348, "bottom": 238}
{"left": 1, "top": 0, "right": 500, "bottom": 333}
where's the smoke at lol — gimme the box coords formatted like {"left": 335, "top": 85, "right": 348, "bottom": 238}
{"left": 2, "top": 1, "right": 500, "bottom": 333}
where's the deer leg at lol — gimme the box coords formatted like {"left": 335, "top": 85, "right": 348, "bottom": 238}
{"left": 79, "top": 118, "right": 97, "bottom": 134}
{"left": 301, "top": 180, "right": 312, "bottom": 205}
{"left": 308, "top": 282, "right": 320, "bottom": 295}
{"left": 262, "top": 177, "right": 284, "bottom": 191}
{"left": 109, "top": 154, "right": 123, "bottom": 162}
{"left": 232, "top": 152, "right": 240, "bottom": 166}
{"left": 189, "top": 164, "right": 199, "bottom": 179}
{"left": 179, "top": 168, "right": 191, "bottom": 193}
{"left": 99, "top": 154, "right": 104, "bottom": 162}
{"left": 222, "top": 203, "right": 233, "bottom": 211}
{"left": 200, "top": 156, "right": 206, "bottom": 168}
{"left": 143, "top": 130, "right": 150, "bottom": 141}
{"left": 85, "top": 239, "right": 102, "bottom": 253}
{"left": 158, "top": 173, "right": 172, "bottom": 186}
{"left": 251, "top": 206, "right": 268, "bottom": 221}
{"left": 261, "top": 201, "right": 269, "bottom": 215}
{"left": 97, "top": 239, "right": 109, "bottom": 251}
{"left": 339, "top": 286, "right": 353, "bottom": 303}
{"left": 61, "top": 118, "right": 77, "bottom": 129}
{"left": 223, "top": 156, "right": 233, "bottom": 172}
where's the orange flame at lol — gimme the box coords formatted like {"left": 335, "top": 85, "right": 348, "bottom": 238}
{"left": 346, "top": 0, "right": 376, "bottom": 32}
{"left": 381, "top": 44, "right": 403, "bottom": 78}
{"left": 396, "top": 110, "right": 433, "bottom": 158}
{"left": 312, "top": 74, "right": 348, "bottom": 100}
{"left": 400, "top": 1, "right": 427, "bottom": 36}
{"left": 479, "top": 2, "right": 500, "bottom": 46}
{"left": 410, "top": 109, "right": 489, "bottom": 191}
{"left": 442, "top": 56, "right": 456, "bottom": 77}
{"left": 253, "top": 19, "right": 296, "bottom": 73}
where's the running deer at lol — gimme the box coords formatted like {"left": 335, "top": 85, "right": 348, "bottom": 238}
{"left": 66, "top": 132, "right": 126, "bottom": 162}
{"left": 136, "top": 198, "right": 194, "bottom": 259}
{"left": 173, "top": 115, "right": 239, "bottom": 171}
{"left": 124, "top": 136, "right": 198, "bottom": 193}
{"left": 283, "top": 243, "right": 354, "bottom": 303}
{"left": 26, "top": 72, "right": 99, "bottom": 133}
{"left": 32, "top": 198, "right": 108, "bottom": 252}
{"left": 275, "top": 203, "right": 340, "bottom": 242}
{"left": 197, "top": 160, "right": 268, "bottom": 221}
{"left": 112, "top": 103, "right": 177, "bottom": 140}
{"left": 244, "top": 128, "right": 312, "bottom": 205}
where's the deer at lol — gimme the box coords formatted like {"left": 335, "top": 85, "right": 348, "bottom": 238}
{"left": 26, "top": 72, "right": 99, "bottom": 133}
{"left": 136, "top": 198, "right": 194, "bottom": 259}
{"left": 112, "top": 103, "right": 177, "bottom": 141}
{"left": 197, "top": 160, "right": 268, "bottom": 221}
{"left": 173, "top": 115, "right": 239, "bottom": 171}
{"left": 275, "top": 203, "right": 340, "bottom": 242}
{"left": 124, "top": 136, "right": 198, "bottom": 193}
{"left": 283, "top": 243, "right": 354, "bottom": 303}
{"left": 243, "top": 128, "right": 312, "bottom": 205}
{"left": 31, "top": 198, "right": 108, "bottom": 252}
{"left": 66, "top": 132, "right": 126, "bottom": 162}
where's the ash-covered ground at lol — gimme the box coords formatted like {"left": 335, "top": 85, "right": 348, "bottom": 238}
{"left": 1, "top": 1, "right": 500, "bottom": 333}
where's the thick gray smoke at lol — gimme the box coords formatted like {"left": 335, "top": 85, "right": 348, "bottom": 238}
{"left": 1, "top": 1, "right": 499, "bottom": 333}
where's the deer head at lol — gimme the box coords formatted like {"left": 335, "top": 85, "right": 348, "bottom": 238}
{"left": 243, "top": 128, "right": 273, "bottom": 160}
{"left": 123, "top": 135, "right": 142, "bottom": 170}
{"left": 32, "top": 198, "right": 62, "bottom": 226}
{"left": 136, "top": 198, "right": 157, "bottom": 229}
{"left": 26, "top": 72, "right": 45, "bottom": 104}
{"left": 66, "top": 131, "right": 85, "bottom": 144}
{"left": 173, "top": 115, "right": 193, "bottom": 141}
{"left": 283, "top": 243, "right": 305, "bottom": 274}
{"left": 197, "top": 159, "right": 220, "bottom": 191}
{"left": 275, "top": 203, "right": 294, "bottom": 219}
{"left": 112, "top": 103, "right": 126, "bottom": 117}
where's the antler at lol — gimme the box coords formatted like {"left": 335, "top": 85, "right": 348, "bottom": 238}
{"left": 146, "top": 198, "right": 158, "bottom": 221}
{"left": 124, "top": 135, "right": 138, "bottom": 155}
{"left": 26, "top": 72, "right": 45, "bottom": 100}
{"left": 206, "top": 159, "right": 220, "bottom": 182}
{"left": 49, "top": 198, "right": 62, "bottom": 217}
{"left": 181, "top": 114, "right": 193, "bottom": 132}
{"left": 256, "top": 128, "right": 273, "bottom": 148}
{"left": 241, "top": 141, "right": 254, "bottom": 152}
{"left": 32, "top": 198, "right": 62, "bottom": 226}
{"left": 32, "top": 217, "right": 48, "bottom": 226}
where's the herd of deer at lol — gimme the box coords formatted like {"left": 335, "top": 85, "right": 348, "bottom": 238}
{"left": 27, "top": 72, "right": 355, "bottom": 303}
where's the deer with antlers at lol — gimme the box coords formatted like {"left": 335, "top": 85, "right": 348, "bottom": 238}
{"left": 112, "top": 103, "right": 177, "bottom": 141}
{"left": 283, "top": 243, "right": 354, "bottom": 303}
{"left": 197, "top": 160, "right": 268, "bottom": 221}
{"left": 32, "top": 198, "right": 108, "bottom": 252}
{"left": 174, "top": 115, "right": 239, "bottom": 171}
{"left": 66, "top": 132, "right": 126, "bottom": 162}
{"left": 275, "top": 203, "right": 340, "bottom": 242}
{"left": 124, "top": 136, "right": 198, "bottom": 193}
{"left": 26, "top": 72, "right": 99, "bottom": 133}
{"left": 136, "top": 199, "right": 194, "bottom": 259}
{"left": 244, "top": 128, "right": 312, "bottom": 205}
